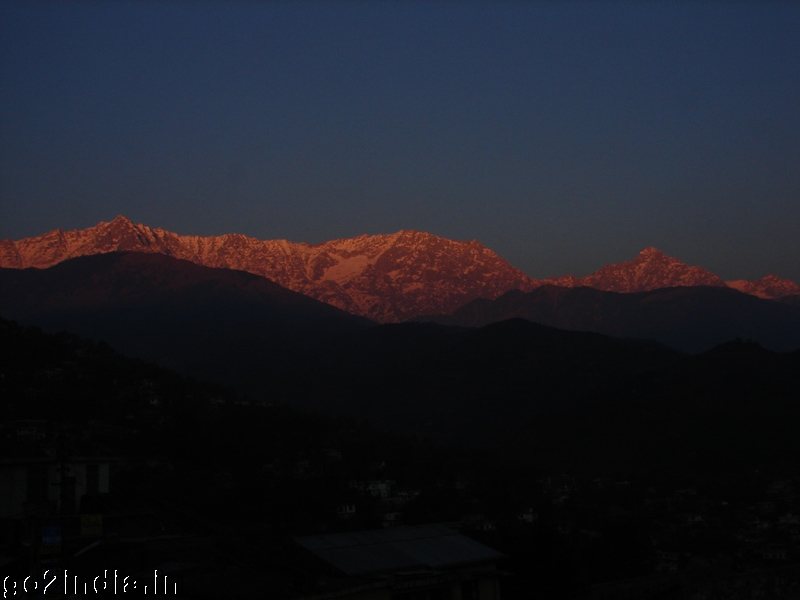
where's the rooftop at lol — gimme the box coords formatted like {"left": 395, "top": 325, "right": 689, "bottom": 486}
{"left": 294, "top": 523, "right": 503, "bottom": 576}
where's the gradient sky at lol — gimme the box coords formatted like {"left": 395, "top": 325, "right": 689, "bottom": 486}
{"left": 1, "top": 1, "right": 799, "bottom": 282}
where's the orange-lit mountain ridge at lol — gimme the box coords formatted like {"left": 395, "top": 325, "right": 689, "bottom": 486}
{"left": 542, "top": 247, "right": 726, "bottom": 292}
{"left": 2, "top": 217, "right": 798, "bottom": 322}
{"left": 542, "top": 247, "right": 799, "bottom": 298}
{"left": 0, "top": 216, "right": 538, "bottom": 322}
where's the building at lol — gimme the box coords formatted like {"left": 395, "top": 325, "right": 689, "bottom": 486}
{"left": 294, "top": 523, "right": 503, "bottom": 600}
{"left": 0, "top": 455, "right": 114, "bottom": 519}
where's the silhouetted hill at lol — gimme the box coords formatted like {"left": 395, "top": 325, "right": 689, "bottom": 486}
{"left": 549, "top": 339, "right": 800, "bottom": 480}
{"left": 303, "top": 321, "right": 800, "bottom": 480}
{"left": 0, "top": 252, "right": 371, "bottom": 392}
{"left": 3, "top": 255, "right": 800, "bottom": 482}
{"left": 299, "top": 319, "right": 684, "bottom": 444}
{"left": 415, "top": 284, "right": 800, "bottom": 353}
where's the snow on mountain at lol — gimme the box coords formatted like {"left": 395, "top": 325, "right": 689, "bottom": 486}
{"left": 726, "top": 274, "right": 800, "bottom": 299}
{"left": 538, "top": 247, "right": 799, "bottom": 300}
{"left": 0, "top": 217, "right": 538, "bottom": 322}
{"left": 3, "top": 218, "right": 797, "bottom": 320}
{"left": 542, "top": 247, "right": 726, "bottom": 293}
{"left": 584, "top": 247, "right": 727, "bottom": 292}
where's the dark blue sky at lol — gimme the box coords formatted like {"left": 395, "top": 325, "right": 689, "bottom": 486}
{"left": 2, "top": 1, "right": 799, "bottom": 282}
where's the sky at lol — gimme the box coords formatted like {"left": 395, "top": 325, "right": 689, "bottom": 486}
{"left": 1, "top": 1, "right": 799, "bottom": 282}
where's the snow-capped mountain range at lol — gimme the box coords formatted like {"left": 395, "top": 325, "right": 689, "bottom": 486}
{"left": 540, "top": 247, "right": 725, "bottom": 291}
{"left": 1, "top": 216, "right": 797, "bottom": 321}
{"left": 541, "top": 247, "right": 799, "bottom": 298}
{"left": 0, "top": 216, "right": 537, "bottom": 322}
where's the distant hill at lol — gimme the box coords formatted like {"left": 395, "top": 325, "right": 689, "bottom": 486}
{"left": 285, "top": 318, "right": 800, "bottom": 479}
{"left": 414, "top": 284, "right": 800, "bottom": 353}
{"left": 0, "top": 251, "right": 371, "bottom": 394}
{"left": 0, "top": 249, "right": 685, "bottom": 435}
{"left": 511, "top": 338, "right": 800, "bottom": 479}
{"left": 3, "top": 258, "right": 800, "bottom": 480}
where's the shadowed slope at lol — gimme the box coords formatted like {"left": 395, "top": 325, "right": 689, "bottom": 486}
{"left": 0, "top": 252, "right": 371, "bottom": 394}
{"left": 415, "top": 285, "right": 800, "bottom": 353}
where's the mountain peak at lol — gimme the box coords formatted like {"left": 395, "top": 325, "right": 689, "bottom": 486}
{"left": 637, "top": 247, "right": 667, "bottom": 259}
{"left": 390, "top": 229, "right": 438, "bottom": 242}
{"left": 572, "top": 248, "right": 726, "bottom": 293}
{"left": 108, "top": 215, "right": 134, "bottom": 226}
{"left": 101, "top": 215, "right": 137, "bottom": 233}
